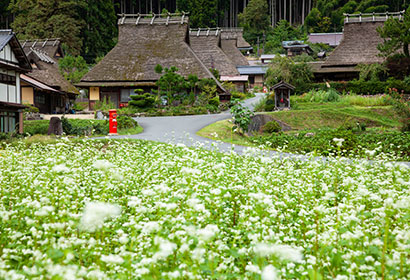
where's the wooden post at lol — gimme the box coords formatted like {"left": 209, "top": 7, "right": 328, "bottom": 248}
{"left": 19, "top": 111, "right": 23, "bottom": 134}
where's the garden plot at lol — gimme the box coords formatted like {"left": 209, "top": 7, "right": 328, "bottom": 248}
{"left": 0, "top": 139, "right": 409, "bottom": 279}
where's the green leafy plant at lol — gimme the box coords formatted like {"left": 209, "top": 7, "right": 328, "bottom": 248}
{"left": 230, "top": 101, "right": 254, "bottom": 135}
{"left": 262, "top": 120, "right": 282, "bottom": 133}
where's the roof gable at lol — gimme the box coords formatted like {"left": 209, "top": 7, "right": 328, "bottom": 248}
{"left": 0, "top": 30, "right": 31, "bottom": 71}
{"left": 189, "top": 28, "right": 239, "bottom": 76}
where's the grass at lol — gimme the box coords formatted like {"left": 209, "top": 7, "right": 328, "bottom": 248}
{"left": 268, "top": 103, "right": 400, "bottom": 130}
{"left": 198, "top": 103, "right": 400, "bottom": 142}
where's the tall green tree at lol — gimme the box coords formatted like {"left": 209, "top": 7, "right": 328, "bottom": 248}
{"left": 177, "top": 0, "right": 219, "bottom": 28}
{"left": 80, "top": 0, "right": 118, "bottom": 61}
{"left": 238, "top": 0, "right": 271, "bottom": 44}
{"left": 377, "top": 7, "right": 410, "bottom": 57}
{"left": 9, "top": 0, "right": 86, "bottom": 55}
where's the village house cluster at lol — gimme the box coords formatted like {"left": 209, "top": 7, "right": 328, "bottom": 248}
{"left": 0, "top": 11, "right": 402, "bottom": 133}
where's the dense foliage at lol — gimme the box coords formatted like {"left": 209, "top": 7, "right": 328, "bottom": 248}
{"left": 8, "top": 0, "right": 117, "bottom": 60}
{"left": 0, "top": 139, "right": 409, "bottom": 279}
{"left": 305, "top": 0, "right": 409, "bottom": 33}
{"left": 251, "top": 128, "right": 410, "bottom": 160}
{"left": 265, "top": 56, "right": 313, "bottom": 91}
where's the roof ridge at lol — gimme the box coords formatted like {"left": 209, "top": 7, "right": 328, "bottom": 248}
{"left": 118, "top": 12, "right": 189, "bottom": 25}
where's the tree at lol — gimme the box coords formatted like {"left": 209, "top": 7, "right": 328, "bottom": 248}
{"left": 176, "top": 0, "right": 219, "bottom": 27}
{"left": 58, "top": 55, "right": 89, "bottom": 84}
{"left": 265, "top": 56, "right": 313, "bottom": 90}
{"left": 265, "top": 20, "right": 303, "bottom": 54}
{"left": 377, "top": 8, "right": 410, "bottom": 58}
{"left": 9, "top": 0, "right": 86, "bottom": 55}
{"left": 238, "top": 0, "right": 271, "bottom": 45}
{"left": 80, "top": 0, "right": 118, "bottom": 62}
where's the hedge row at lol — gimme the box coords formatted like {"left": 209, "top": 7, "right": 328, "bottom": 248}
{"left": 310, "top": 80, "right": 410, "bottom": 95}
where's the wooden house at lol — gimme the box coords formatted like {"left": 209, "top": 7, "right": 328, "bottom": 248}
{"left": 237, "top": 66, "right": 267, "bottom": 88}
{"left": 272, "top": 81, "right": 294, "bottom": 110}
{"left": 282, "top": 41, "right": 313, "bottom": 57}
{"left": 189, "top": 28, "right": 246, "bottom": 92}
{"left": 312, "top": 11, "right": 404, "bottom": 81}
{"left": 0, "top": 30, "right": 31, "bottom": 133}
{"left": 78, "top": 13, "right": 226, "bottom": 109}
{"left": 220, "top": 28, "right": 249, "bottom": 66}
{"left": 20, "top": 39, "right": 79, "bottom": 113}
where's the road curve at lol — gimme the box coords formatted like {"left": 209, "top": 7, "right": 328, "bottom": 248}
{"left": 106, "top": 93, "right": 274, "bottom": 154}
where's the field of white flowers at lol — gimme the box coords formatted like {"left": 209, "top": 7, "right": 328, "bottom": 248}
{"left": 0, "top": 139, "right": 409, "bottom": 279}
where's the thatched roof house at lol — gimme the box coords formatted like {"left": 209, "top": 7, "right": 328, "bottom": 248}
{"left": 78, "top": 14, "right": 226, "bottom": 109}
{"left": 20, "top": 39, "right": 79, "bottom": 113}
{"left": 220, "top": 28, "right": 249, "bottom": 66}
{"left": 314, "top": 11, "right": 404, "bottom": 81}
{"left": 189, "top": 28, "right": 239, "bottom": 76}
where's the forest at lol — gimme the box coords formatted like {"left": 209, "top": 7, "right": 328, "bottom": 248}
{"left": 0, "top": 0, "right": 408, "bottom": 61}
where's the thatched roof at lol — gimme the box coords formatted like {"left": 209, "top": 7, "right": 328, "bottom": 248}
{"left": 80, "top": 14, "right": 222, "bottom": 89}
{"left": 23, "top": 41, "right": 79, "bottom": 95}
{"left": 219, "top": 28, "right": 250, "bottom": 67}
{"left": 189, "top": 28, "right": 239, "bottom": 76}
{"left": 221, "top": 28, "right": 252, "bottom": 49}
{"left": 21, "top": 39, "right": 63, "bottom": 60}
{"left": 323, "top": 12, "right": 405, "bottom": 67}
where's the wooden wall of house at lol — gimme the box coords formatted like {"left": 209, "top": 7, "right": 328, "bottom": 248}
{"left": 22, "top": 87, "right": 34, "bottom": 104}
{"left": 0, "top": 68, "right": 20, "bottom": 104}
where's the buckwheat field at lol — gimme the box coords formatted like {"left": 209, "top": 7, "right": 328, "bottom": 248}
{"left": 0, "top": 139, "right": 409, "bottom": 279}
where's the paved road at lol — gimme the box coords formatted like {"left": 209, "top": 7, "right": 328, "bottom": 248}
{"left": 106, "top": 93, "right": 279, "bottom": 155}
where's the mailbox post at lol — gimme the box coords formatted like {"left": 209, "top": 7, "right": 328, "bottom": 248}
{"left": 109, "top": 109, "right": 118, "bottom": 135}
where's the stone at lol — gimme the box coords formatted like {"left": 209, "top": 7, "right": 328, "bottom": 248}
{"left": 96, "top": 111, "right": 105, "bottom": 120}
{"left": 48, "top": 117, "right": 63, "bottom": 136}
{"left": 248, "top": 114, "right": 292, "bottom": 135}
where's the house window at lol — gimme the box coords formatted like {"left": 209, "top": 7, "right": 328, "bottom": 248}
{"left": 0, "top": 73, "right": 16, "bottom": 85}
{"left": 0, "top": 111, "right": 17, "bottom": 133}
{"left": 35, "top": 94, "right": 46, "bottom": 104}
{"left": 120, "top": 89, "right": 137, "bottom": 102}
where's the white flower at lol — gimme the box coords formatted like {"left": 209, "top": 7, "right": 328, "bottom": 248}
{"left": 254, "top": 243, "right": 303, "bottom": 263}
{"left": 142, "top": 221, "right": 161, "bottom": 234}
{"left": 79, "top": 202, "right": 121, "bottom": 232}
{"left": 101, "top": 254, "right": 124, "bottom": 264}
{"left": 153, "top": 238, "right": 177, "bottom": 260}
{"left": 34, "top": 206, "right": 55, "bottom": 216}
{"left": 261, "top": 265, "right": 278, "bottom": 280}
{"left": 197, "top": 224, "right": 219, "bottom": 242}
{"left": 92, "top": 160, "right": 114, "bottom": 171}
{"left": 333, "top": 138, "right": 345, "bottom": 147}
{"left": 52, "top": 164, "right": 69, "bottom": 173}
{"left": 245, "top": 264, "right": 261, "bottom": 274}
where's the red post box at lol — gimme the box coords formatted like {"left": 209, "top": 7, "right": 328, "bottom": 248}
{"left": 109, "top": 109, "right": 118, "bottom": 135}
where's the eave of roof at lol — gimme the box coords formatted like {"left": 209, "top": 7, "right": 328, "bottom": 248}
{"left": 21, "top": 74, "right": 63, "bottom": 94}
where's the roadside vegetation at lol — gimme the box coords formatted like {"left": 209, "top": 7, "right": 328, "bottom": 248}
{"left": 199, "top": 90, "right": 410, "bottom": 161}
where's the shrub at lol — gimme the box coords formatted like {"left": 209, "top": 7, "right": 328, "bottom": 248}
{"left": 24, "top": 120, "right": 49, "bottom": 135}
{"left": 301, "top": 89, "right": 341, "bottom": 103}
{"left": 230, "top": 101, "right": 254, "bottom": 134}
{"left": 262, "top": 120, "right": 282, "bottom": 133}
{"left": 61, "top": 117, "right": 108, "bottom": 135}
{"left": 129, "top": 93, "right": 156, "bottom": 109}
{"left": 208, "top": 96, "right": 220, "bottom": 107}
{"left": 265, "top": 98, "right": 275, "bottom": 111}
{"left": 117, "top": 115, "right": 138, "bottom": 130}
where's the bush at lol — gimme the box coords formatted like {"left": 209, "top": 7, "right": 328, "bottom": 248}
{"left": 231, "top": 91, "right": 246, "bottom": 100}
{"left": 61, "top": 117, "right": 109, "bottom": 135}
{"left": 24, "top": 120, "right": 49, "bottom": 135}
{"left": 262, "top": 120, "right": 282, "bottom": 133}
{"left": 265, "top": 99, "right": 275, "bottom": 111}
{"left": 311, "top": 80, "right": 410, "bottom": 95}
{"left": 208, "top": 96, "right": 220, "bottom": 107}
{"left": 129, "top": 93, "right": 156, "bottom": 109}
{"left": 300, "top": 88, "right": 341, "bottom": 103}
{"left": 117, "top": 115, "right": 138, "bottom": 130}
